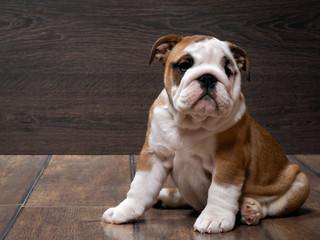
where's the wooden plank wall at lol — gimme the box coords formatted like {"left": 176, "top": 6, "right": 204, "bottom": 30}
{"left": 0, "top": 0, "right": 319, "bottom": 154}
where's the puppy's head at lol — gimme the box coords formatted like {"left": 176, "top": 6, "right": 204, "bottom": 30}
{"left": 150, "top": 35, "right": 250, "bottom": 122}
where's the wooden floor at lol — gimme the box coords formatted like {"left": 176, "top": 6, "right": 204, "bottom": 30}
{"left": 0, "top": 155, "right": 319, "bottom": 240}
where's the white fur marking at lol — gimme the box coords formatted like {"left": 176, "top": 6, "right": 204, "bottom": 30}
{"left": 194, "top": 183, "right": 241, "bottom": 233}
{"left": 102, "top": 156, "right": 169, "bottom": 224}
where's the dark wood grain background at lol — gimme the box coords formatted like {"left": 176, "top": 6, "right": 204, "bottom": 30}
{"left": 0, "top": 0, "right": 319, "bottom": 154}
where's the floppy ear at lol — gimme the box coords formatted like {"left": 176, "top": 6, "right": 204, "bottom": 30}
{"left": 149, "top": 34, "right": 183, "bottom": 65}
{"left": 226, "top": 42, "right": 250, "bottom": 81}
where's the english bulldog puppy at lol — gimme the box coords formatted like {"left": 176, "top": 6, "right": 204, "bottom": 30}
{"left": 102, "top": 35, "right": 310, "bottom": 233}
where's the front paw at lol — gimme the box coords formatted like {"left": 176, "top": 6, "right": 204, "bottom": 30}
{"left": 102, "top": 202, "right": 143, "bottom": 224}
{"left": 194, "top": 211, "right": 235, "bottom": 234}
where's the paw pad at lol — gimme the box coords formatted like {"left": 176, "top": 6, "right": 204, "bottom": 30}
{"left": 240, "top": 198, "right": 262, "bottom": 225}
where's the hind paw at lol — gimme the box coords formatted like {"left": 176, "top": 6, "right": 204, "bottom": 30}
{"left": 240, "top": 197, "right": 262, "bottom": 225}
{"left": 156, "top": 188, "right": 189, "bottom": 209}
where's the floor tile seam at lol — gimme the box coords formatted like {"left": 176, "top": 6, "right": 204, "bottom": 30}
{"left": 0, "top": 204, "right": 23, "bottom": 240}
{"left": 0, "top": 204, "right": 20, "bottom": 207}
{"left": 260, "top": 224, "right": 275, "bottom": 240}
{"left": 21, "top": 155, "right": 52, "bottom": 206}
{"left": 129, "top": 155, "right": 140, "bottom": 239}
{"left": 129, "top": 154, "right": 136, "bottom": 181}
{"left": 292, "top": 155, "right": 320, "bottom": 178}
{"left": 0, "top": 155, "right": 52, "bottom": 240}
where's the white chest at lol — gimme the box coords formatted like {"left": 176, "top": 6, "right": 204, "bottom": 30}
{"left": 171, "top": 136, "right": 215, "bottom": 210}
{"left": 148, "top": 106, "right": 216, "bottom": 210}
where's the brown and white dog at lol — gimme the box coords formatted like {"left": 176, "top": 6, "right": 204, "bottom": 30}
{"left": 102, "top": 35, "right": 310, "bottom": 233}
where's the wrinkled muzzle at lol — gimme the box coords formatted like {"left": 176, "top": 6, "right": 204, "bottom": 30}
{"left": 172, "top": 66, "right": 233, "bottom": 117}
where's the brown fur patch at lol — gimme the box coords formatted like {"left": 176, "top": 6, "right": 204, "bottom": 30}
{"left": 214, "top": 112, "right": 251, "bottom": 186}
{"left": 226, "top": 41, "right": 250, "bottom": 81}
{"left": 271, "top": 172, "right": 310, "bottom": 216}
{"left": 136, "top": 92, "right": 167, "bottom": 171}
{"left": 215, "top": 111, "right": 301, "bottom": 196}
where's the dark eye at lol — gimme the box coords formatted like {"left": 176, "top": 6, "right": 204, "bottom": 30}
{"left": 178, "top": 61, "right": 192, "bottom": 73}
{"left": 224, "top": 59, "right": 232, "bottom": 77}
{"left": 173, "top": 54, "right": 194, "bottom": 74}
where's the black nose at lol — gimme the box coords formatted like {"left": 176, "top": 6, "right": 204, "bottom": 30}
{"left": 197, "top": 74, "right": 217, "bottom": 89}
